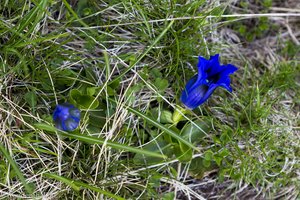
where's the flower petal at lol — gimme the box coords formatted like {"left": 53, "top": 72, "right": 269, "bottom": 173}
{"left": 197, "top": 56, "right": 209, "bottom": 81}
{"left": 215, "top": 64, "right": 238, "bottom": 92}
{"left": 53, "top": 104, "right": 69, "bottom": 121}
{"left": 181, "top": 54, "right": 237, "bottom": 109}
{"left": 53, "top": 103, "right": 80, "bottom": 131}
{"left": 219, "top": 64, "right": 238, "bottom": 75}
{"left": 184, "top": 75, "right": 197, "bottom": 92}
{"left": 181, "top": 84, "right": 209, "bottom": 109}
{"left": 207, "top": 54, "right": 222, "bottom": 76}
{"left": 64, "top": 118, "right": 80, "bottom": 131}
{"left": 61, "top": 121, "right": 68, "bottom": 132}
{"left": 181, "top": 72, "right": 208, "bottom": 109}
{"left": 196, "top": 84, "right": 219, "bottom": 106}
{"left": 217, "top": 76, "right": 232, "bottom": 92}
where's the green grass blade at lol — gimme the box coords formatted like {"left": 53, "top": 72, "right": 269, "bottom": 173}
{"left": 11, "top": 0, "right": 47, "bottom": 41}
{"left": 0, "top": 143, "right": 34, "bottom": 195}
{"left": 62, "top": 0, "right": 89, "bottom": 28}
{"left": 14, "top": 32, "right": 70, "bottom": 48}
{"left": 43, "top": 173, "right": 80, "bottom": 191}
{"left": 44, "top": 173, "right": 125, "bottom": 200}
{"left": 34, "top": 123, "right": 166, "bottom": 159}
{"left": 125, "top": 105, "right": 199, "bottom": 151}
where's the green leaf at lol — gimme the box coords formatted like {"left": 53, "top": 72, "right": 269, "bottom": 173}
{"left": 174, "top": 142, "right": 192, "bottom": 163}
{"left": 212, "top": 135, "right": 221, "bottom": 144}
{"left": 88, "top": 110, "right": 107, "bottom": 129}
{"left": 125, "top": 84, "right": 143, "bottom": 97}
{"left": 151, "top": 108, "right": 173, "bottom": 124}
{"left": 180, "top": 119, "right": 211, "bottom": 144}
{"left": 70, "top": 89, "right": 99, "bottom": 109}
{"left": 204, "top": 150, "right": 213, "bottom": 161}
{"left": 220, "top": 132, "right": 231, "bottom": 144}
{"left": 76, "top": 0, "right": 88, "bottom": 16}
{"left": 160, "top": 110, "right": 173, "bottom": 124}
{"left": 133, "top": 139, "right": 173, "bottom": 164}
{"left": 162, "top": 192, "right": 175, "bottom": 200}
{"left": 154, "top": 78, "right": 168, "bottom": 92}
{"left": 213, "top": 155, "right": 223, "bottom": 166}
{"left": 86, "top": 86, "right": 115, "bottom": 97}
{"left": 124, "top": 84, "right": 144, "bottom": 104}
{"left": 172, "top": 106, "right": 188, "bottom": 124}
{"left": 34, "top": 123, "right": 166, "bottom": 159}
{"left": 149, "top": 174, "right": 163, "bottom": 187}
{"left": 218, "top": 148, "right": 229, "bottom": 158}
{"left": 24, "top": 91, "right": 37, "bottom": 108}
{"left": 124, "top": 104, "right": 199, "bottom": 151}
{"left": 202, "top": 158, "right": 211, "bottom": 168}
{"left": 188, "top": 157, "right": 217, "bottom": 179}
{"left": 44, "top": 173, "right": 80, "bottom": 191}
{"left": 151, "top": 68, "right": 162, "bottom": 78}
{"left": 34, "top": 123, "right": 57, "bottom": 132}
{"left": 188, "top": 157, "right": 205, "bottom": 178}
{"left": 108, "top": 78, "right": 120, "bottom": 89}
{"left": 86, "top": 87, "right": 99, "bottom": 96}
{"left": 106, "top": 85, "right": 115, "bottom": 96}
{"left": 62, "top": 0, "right": 89, "bottom": 27}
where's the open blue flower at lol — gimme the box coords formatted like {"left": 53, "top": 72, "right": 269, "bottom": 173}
{"left": 180, "top": 54, "right": 238, "bottom": 110}
{"left": 53, "top": 103, "right": 80, "bottom": 131}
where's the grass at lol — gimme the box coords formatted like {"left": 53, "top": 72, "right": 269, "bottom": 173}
{"left": 0, "top": 0, "right": 299, "bottom": 199}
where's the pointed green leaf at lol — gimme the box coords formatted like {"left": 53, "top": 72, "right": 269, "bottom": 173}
{"left": 133, "top": 140, "right": 173, "bottom": 164}
{"left": 125, "top": 105, "right": 199, "bottom": 151}
{"left": 154, "top": 78, "right": 168, "bottom": 92}
{"left": 34, "top": 123, "right": 166, "bottom": 159}
{"left": 180, "top": 119, "right": 211, "bottom": 144}
{"left": 174, "top": 142, "right": 193, "bottom": 163}
{"left": 43, "top": 173, "right": 80, "bottom": 191}
{"left": 151, "top": 108, "right": 173, "bottom": 124}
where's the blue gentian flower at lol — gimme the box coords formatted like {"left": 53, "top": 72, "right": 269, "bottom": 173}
{"left": 53, "top": 103, "right": 80, "bottom": 131}
{"left": 181, "top": 54, "right": 238, "bottom": 110}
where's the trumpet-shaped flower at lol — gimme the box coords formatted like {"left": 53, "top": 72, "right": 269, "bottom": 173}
{"left": 53, "top": 103, "right": 80, "bottom": 131}
{"left": 181, "top": 54, "right": 237, "bottom": 110}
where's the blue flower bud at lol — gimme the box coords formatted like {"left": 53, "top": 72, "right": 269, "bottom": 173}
{"left": 181, "top": 54, "right": 237, "bottom": 109}
{"left": 52, "top": 103, "right": 80, "bottom": 131}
